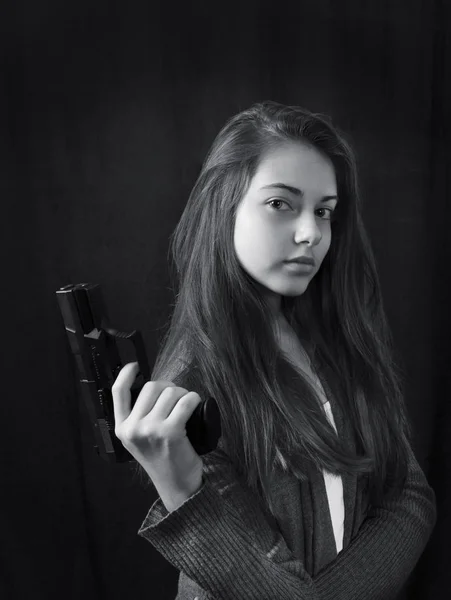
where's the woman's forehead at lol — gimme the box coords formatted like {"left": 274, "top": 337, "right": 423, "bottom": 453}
{"left": 251, "top": 142, "right": 337, "bottom": 193}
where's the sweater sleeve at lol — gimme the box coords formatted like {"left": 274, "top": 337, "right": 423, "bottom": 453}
{"left": 313, "top": 439, "right": 437, "bottom": 599}
{"left": 137, "top": 439, "right": 436, "bottom": 600}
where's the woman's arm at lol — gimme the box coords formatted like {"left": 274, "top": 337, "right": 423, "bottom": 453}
{"left": 139, "top": 461, "right": 318, "bottom": 600}
{"left": 313, "top": 439, "right": 436, "bottom": 599}
{"left": 138, "top": 440, "right": 436, "bottom": 600}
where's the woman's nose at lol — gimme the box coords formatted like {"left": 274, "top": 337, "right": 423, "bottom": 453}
{"left": 293, "top": 213, "right": 322, "bottom": 246}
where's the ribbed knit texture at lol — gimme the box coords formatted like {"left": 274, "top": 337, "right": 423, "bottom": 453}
{"left": 137, "top": 397, "right": 437, "bottom": 600}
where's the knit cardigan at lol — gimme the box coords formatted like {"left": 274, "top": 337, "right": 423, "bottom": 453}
{"left": 137, "top": 390, "right": 437, "bottom": 600}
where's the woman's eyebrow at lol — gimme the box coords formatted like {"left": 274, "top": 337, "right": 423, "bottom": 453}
{"left": 260, "top": 182, "right": 338, "bottom": 202}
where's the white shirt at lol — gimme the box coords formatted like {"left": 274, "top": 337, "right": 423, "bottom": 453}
{"left": 321, "top": 400, "right": 345, "bottom": 553}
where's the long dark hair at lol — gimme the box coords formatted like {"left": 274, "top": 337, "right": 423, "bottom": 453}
{"left": 136, "top": 100, "right": 411, "bottom": 515}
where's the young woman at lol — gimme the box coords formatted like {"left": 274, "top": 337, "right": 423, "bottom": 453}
{"left": 111, "top": 101, "right": 437, "bottom": 600}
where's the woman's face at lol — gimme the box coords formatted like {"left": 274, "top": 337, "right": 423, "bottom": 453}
{"left": 233, "top": 141, "right": 338, "bottom": 313}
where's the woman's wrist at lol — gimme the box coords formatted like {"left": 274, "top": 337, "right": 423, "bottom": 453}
{"left": 158, "top": 477, "right": 205, "bottom": 513}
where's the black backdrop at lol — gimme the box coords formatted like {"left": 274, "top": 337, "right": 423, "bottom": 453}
{"left": 1, "top": 1, "right": 450, "bottom": 599}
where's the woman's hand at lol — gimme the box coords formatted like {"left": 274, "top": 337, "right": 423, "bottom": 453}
{"left": 111, "top": 361, "right": 205, "bottom": 512}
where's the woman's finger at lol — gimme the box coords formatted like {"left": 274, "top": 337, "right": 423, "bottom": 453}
{"left": 129, "top": 380, "right": 177, "bottom": 422}
{"left": 146, "top": 385, "right": 191, "bottom": 422}
{"left": 111, "top": 361, "right": 141, "bottom": 427}
{"left": 163, "top": 391, "right": 203, "bottom": 428}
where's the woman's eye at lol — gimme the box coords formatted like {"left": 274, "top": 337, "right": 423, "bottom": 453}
{"left": 268, "top": 199, "right": 290, "bottom": 210}
{"left": 268, "top": 200, "right": 335, "bottom": 220}
{"left": 316, "top": 207, "right": 334, "bottom": 220}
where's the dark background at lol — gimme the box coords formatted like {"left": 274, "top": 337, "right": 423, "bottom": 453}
{"left": 1, "top": 1, "right": 450, "bottom": 599}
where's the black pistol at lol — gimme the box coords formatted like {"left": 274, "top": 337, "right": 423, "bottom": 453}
{"left": 56, "top": 283, "right": 221, "bottom": 462}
